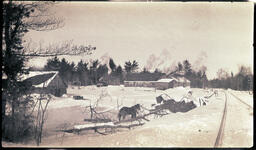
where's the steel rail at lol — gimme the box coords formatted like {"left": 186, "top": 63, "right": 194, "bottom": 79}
{"left": 228, "top": 91, "right": 252, "bottom": 109}
{"left": 214, "top": 90, "right": 228, "bottom": 147}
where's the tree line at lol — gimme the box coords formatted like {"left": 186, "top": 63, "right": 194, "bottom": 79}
{"left": 208, "top": 66, "right": 253, "bottom": 91}
{"left": 39, "top": 57, "right": 138, "bottom": 85}
{"left": 35, "top": 57, "right": 207, "bottom": 88}
{"left": 38, "top": 57, "right": 253, "bottom": 92}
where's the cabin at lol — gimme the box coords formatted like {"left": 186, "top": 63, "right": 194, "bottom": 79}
{"left": 174, "top": 76, "right": 191, "bottom": 87}
{"left": 21, "top": 71, "right": 68, "bottom": 97}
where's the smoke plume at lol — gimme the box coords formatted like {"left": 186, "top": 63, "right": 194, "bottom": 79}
{"left": 145, "top": 49, "right": 177, "bottom": 74}
{"left": 193, "top": 51, "right": 208, "bottom": 72}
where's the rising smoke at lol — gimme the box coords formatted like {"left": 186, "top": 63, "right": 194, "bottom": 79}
{"left": 145, "top": 49, "right": 177, "bottom": 74}
{"left": 192, "top": 51, "right": 208, "bottom": 72}
{"left": 99, "top": 52, "right": 111, "bottom": 74}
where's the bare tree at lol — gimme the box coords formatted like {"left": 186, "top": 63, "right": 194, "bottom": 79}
{"left": 2, "top": 1, "right": 96, "bottom": 144}
{"left": 34, "top": 92, "right": 51, "bottom": 146}
{"left": 23, "top": 40, "right": 96, "bottom": 57}
{"left": 216, "top": 68, "right": 229, "bottom": 80}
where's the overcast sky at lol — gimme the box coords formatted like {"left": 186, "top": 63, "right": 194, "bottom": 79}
{"left": 26, "top": 2, "right": 254, "bottom": 79}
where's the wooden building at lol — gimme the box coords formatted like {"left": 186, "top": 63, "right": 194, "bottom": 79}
{"left": 21, "top": 71, "right": 68, "bottom": 97}
{"left": 124, "top": 77, "right": 190, "bottom": 90}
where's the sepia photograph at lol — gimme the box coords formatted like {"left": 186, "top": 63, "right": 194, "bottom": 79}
{"left": 2, "top": 0, "right": 254, "bottom": 148}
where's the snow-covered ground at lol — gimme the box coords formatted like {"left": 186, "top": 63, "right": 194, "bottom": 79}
{"left": 2, "top": 85, "right": 253, "bottom": 147}
{"left": 227, "top": 89, "right": 253, "bottom": 107}
{"left": 31, "top": 85, "right": 214, "bottom": 111}
{"left": 222, "top": 91, "right": 253, "bottom": 147}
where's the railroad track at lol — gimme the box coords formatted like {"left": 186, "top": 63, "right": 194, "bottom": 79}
{"left": 214, "top": 90, "right": 253, "bottom": 147}
{"left": 214, "top": 90, "right": 228, "bottom": 147}
{"left": 228, "top": 91, "right": 252, "bottom": 110}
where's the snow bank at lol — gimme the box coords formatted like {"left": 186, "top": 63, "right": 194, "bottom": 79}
{"left": 29, "top": 93, "right": 91, "bottom": 110}
{"left": 47, "top": 98, "right": 91, "bottom": 109}
{"left": 74, "top": 122, "right": 114, "bottom": 130}
{"left": 31, "top": 85, "right": 216, "bottom": 114}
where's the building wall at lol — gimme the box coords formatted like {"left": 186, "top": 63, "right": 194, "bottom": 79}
{"left": 48, "top": 74, "right": 67, "bottom": 96}
{"left": 124, "top": 81, "right": 171, "bottom": 90}
{"left": 124, "top": 79, "right": 190, "bottom": 90}
{"left": 154, "top": 82, "right": 170, "bottom": 90}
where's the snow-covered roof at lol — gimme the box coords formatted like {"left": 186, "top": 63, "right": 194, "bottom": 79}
{"left": 2, "top": 72, "right": 7, "bottom": 79}
{"left": 157, "top": 78, "right": 176, "bottom": 83}
{"left": 124, "top": 80, "right": 157, "bottom": 83}
{"left": 35, "top": 72, "right": 58, "bottom": 88}
{"left": 176, "top": 77, "right": 190, "bottom": 83}
{"left": 21, "top": 71, "right": 59, "bottom": 88}
{"left": 20, "top": 71, "right": 57, "bottom": 81}
{"left": 168, "top": 76, "right": 190, "bottom": 83}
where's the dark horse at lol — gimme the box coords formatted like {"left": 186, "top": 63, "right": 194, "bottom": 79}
{"left": 118, "top": 104, "right": 141, "bottom": 121}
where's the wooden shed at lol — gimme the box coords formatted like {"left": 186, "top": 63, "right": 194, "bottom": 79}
{"left": 21, "top": 71, "right": 67, "bottom": 97}
{"left": 155, "top": 78, "right": 178, "bottom": 90}
{"left": 173, "top": 76, "right": 191, "bottom": 87}
{"left": 124, "top": 77, "right": 190, "bottom": 90}
{"left": 124, "top": 78, "right": 178, "bottom": 90}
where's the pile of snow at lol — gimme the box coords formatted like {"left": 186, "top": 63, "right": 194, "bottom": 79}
{"left": 157, "top": 78, "right": 175, "bottom": 82}
{"left": 74, "top": 122, "right": 114, "bottom": 130}
{"left": 155, "top": 87, "right": 213, "bottom": 107}
{"left": 162, "top": 86, "right": 190, "bottom": 102}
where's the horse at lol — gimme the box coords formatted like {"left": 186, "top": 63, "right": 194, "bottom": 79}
{"left": 118, "top": 104, "right": 141, "bottom": 121}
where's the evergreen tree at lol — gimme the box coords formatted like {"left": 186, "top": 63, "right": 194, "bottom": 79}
{"left": 116, "top": 65, "right": 123, "bottom": 75}
{"left": 124, "top": 61, "right": 132, "bottom": 73}
{"left": 76, "top": 60, "right": 89, "bottom": 85}
{"left": 116, "top": 65, "right": 124, "bottom": 83}
{"left": 97, "top": 64, "right": 108, "bottom": 82}
{"left": 183, "top": 60, "right": 192, "bottom": 78}
{"left": 44, "top": 56, "right": 60, "bottom": 71}
{"left": 109, "top": 58, "right": 116, "bottom": 72}
{"left": 59, "top": 58, "right": 72, "bottom": 84}
{"left": 177, "top": 62, "right": 183, "bottom": 71}
{"left": 77, "top": 60, "right": 88, "bottom": 73}
{"left": 89, "top": 60, "right": 99, "bottom": 84}
{"left": 131, "top": 60, "right": 139, "bottom": 72}
{"left": 124, "top": 60, "right": 139, "bottom": 73}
